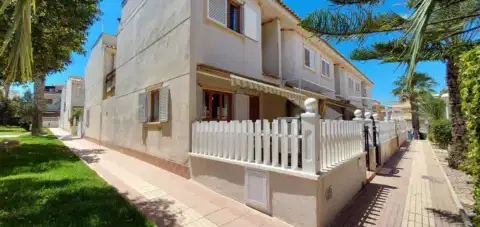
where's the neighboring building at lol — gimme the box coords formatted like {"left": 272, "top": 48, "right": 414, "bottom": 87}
{"left": 43, "top": 85, "right": 63, "bottom": 127}
{"left": 441, "top": 93, "right": 450, "bottom": 119}
{"left": 372, "top": 100, "right": 385, "bottom": 120}
{"left": 59, "top": 77, "right": 85, "bottom": 131}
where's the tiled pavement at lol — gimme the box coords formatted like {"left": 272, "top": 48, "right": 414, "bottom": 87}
{"left": 50, "top": 128, "right": 292, "bottom": 227}
{"left": 331, "top": 140, "right": 464, "bottom": 227}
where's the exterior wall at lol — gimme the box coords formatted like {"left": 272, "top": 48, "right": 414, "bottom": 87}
{"left": 260, "top": 93, "right": 287, "bottom": 120}
{"left": 58, "top": 77, "right": 85, "bottom": 131}
{"left": 190, "top": 153, "right": 367, "bottom": 227}
{"left": 262, "top": 19, "right": 281, "bottom": 78}
{"left": 281, "top": 31, "right": 336, "bottom": 98}
{"left": 270, "top": 172, "right": 319, "bottom": 227}
{"left": 43, "top": 117, "right": 59, "bottom": 128}
{"left": 190, "top": 156, "right": 245, "bottom": 203}
{"left": 45, "top": 94, "right": 61, "bottom": 112}
{"left": 84, "top": 36, "right": 105, "bottom": 139}
{"left": 84, "top": 0, "right": 193, "bottom": 166}
{"left": 319, "top": 153, "right": 367, "bottom": 225}
{"left": 193, "top": 0, "right": 263, "bottom": 81}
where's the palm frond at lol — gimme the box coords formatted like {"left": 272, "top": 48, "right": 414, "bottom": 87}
{"left": 301, "top": 9, "right": 406, "bottom": 41}
{"left": 418, "top": 93, "right": 446, "bottom": 120}
{"left": 0, "top": 0, "right": 35, "bottom": 83}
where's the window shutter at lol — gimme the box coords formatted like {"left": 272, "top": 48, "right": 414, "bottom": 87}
{"left": 243, "top": 3, "right": 259, "bottom": 41}
{"left": 309, "top": 50, "right": 315, "bottom": 69}
{"left": 159, "top": 87, "right": 170, "bottom": 123}
{"left": 208, "top": 0, "right": 227, "bottom": 25}
{"left": 138, "top": 92, "right": 147, "bottom": 123}
{"left": 86, "top": 109, "right": 90, "bottom": 127}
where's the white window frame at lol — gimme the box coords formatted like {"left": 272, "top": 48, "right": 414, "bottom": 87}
{"left": 321, "top": 59, "right": 331, "bottom": 78}
{"left": 348, "top": 77, "right": 353, "bottom": 89}
{"left": 355, "top": 82, "right": 360, "bottom": 92}
{"left": 304, "top": 46, "right": 316, "bottom": 71}
{"left": 207, "top": 0, "right": 260, "bottom": 41}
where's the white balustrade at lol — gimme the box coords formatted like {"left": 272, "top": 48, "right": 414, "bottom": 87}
{"left": 191, "top": 101, "right": 375, "bottom": 175}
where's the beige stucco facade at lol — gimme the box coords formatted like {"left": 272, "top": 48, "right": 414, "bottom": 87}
{"left": 191, "top": 153, "right": 367, "bottom": 227}
{"left": 84, "top": 0, "right": 374, "bottom": 186}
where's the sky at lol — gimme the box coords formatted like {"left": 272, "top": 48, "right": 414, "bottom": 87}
{"left": 14, "top": 0, "right": 447, "bottom": 106}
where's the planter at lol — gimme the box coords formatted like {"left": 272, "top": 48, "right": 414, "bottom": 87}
{"left": 71, "top": 125, "right": 78, "bottom": 136}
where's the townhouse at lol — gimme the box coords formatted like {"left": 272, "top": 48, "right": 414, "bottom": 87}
{"left": 59, "top": 77, "right": 85, "bottom": 131}
{"left": 43, "top": 85, "right": 63, "bottom": 127}
{"left": 84, "top": 0, "right": 374, "bottom": 179}
{"left": 83, "top": 1, "right": 375, "bottom": 225}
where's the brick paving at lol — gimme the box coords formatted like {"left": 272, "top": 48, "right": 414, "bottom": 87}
{"left": 331, "top": 140, "right": 464, "bottom": 227}
{"left": 50, "top": 128, "right": 292, "bottom": 227}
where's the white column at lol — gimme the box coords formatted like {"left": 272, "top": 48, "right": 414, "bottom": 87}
{"left": 301, "top": 98, "right": 321, "bottom": 174}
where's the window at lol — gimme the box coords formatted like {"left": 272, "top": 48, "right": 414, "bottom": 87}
{"left": 207, "top": 0, "right": 259, "bottom": 40}
{"left": 149, "top": 90, "right": 160, "bottom": 122}
{"left": 348, "top": 77, "right": 353, "bottom": 89}
{"left": 202, "top": 90, "right": 232, "bottom": 121}
{"left": 321, "top": 59, "right": 331, "bottom": 77}
{"left": 363, "top": 88, "right": 367, "bottom": 96}
{"left": 104, "top": 70, "right": 116, "bottom": 99}
{"left": 228, "top": 0, "right": 241, "bottom": 33}
{"left": 355, "top": 82, "right": 360, "bottom": 92}
{"left": 304, "top": 46, "right": 315, "bottom": 70}
{"left": 138, "top": 87, "right": 170, "bottom": 123}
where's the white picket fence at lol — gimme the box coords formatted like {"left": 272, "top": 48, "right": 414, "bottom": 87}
{"left": 319, "top": 120, "right": 364, "bottom": 170}
{"left": 191, "top": 118, "right": 364, "bottom": 174}
{"left": 378, "top": 121, "right": 396, "bottom": 143}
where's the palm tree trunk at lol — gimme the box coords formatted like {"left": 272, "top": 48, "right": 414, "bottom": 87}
{"left": 4, "top": 82, "right": 11, "bottom": 100}
{"left": 446, "top": 58, "right": 468, "bottom": 169}
{"left": 410, "top": 98, "right": 420, "bottom": 139}
{"left": 31, "top": 75, "right": 45, "bottom": 135}
{"left": 2, "top": 82, "right": 11, "bottom": 125}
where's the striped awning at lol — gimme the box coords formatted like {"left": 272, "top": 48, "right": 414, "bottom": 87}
{"left": 230, "top": 74, "right": 307, "bottom": 107}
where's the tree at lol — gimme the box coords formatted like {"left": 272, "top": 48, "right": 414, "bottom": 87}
{"left": 0, "top": 0, "right": 100, "bottom": 135}
{"left": 300, "top": 0, "right": 476, "bottom": 168}
{"left": 392, "top": 72, "right": 437, "bottom": 135}
{"left": 418, "top": 93, "right": 446, "bottom": 121}
{"left": 347, "top": 39, "right": 473, "bottom": 167}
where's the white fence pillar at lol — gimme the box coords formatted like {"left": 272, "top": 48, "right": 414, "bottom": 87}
{"left": 301, "top": 98, "right": 321, "bottom": 174}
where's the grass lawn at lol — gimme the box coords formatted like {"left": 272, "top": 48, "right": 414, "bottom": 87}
{"left": 0, "top": 126, "right": 27, "bottom": 136}
{"left": 0, "top": 133, "right": 154, "bottom": 227}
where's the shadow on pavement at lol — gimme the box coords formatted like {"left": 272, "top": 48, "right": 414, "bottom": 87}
{"left": 330, "top": 183, "right": 398, "bottom": 226}
{"left": 427, "top": 208, "right": 463, "bottom": 224}
{"left": 330, "top": 142, "right": 412, "bottom": 226}
{"left": 128, "top": 194, "right": 180, "bottom": 227}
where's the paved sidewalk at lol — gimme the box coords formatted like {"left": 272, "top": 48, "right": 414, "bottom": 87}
{"left": 50, "top": 128, "right": 291, "bottom": 227}
{"left": 332, "top": 140, "right": 464, "bottom": 227}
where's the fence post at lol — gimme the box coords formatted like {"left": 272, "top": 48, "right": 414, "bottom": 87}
{"left": 301, "top": 98, "right": 321, "bottom": 175}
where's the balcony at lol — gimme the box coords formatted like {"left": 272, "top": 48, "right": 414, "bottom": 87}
{"left": 44, "top": 86, "right": 61, "bottom": 94}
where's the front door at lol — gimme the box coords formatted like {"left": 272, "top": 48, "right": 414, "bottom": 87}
{"left": 249, "top": 96, "right": 259, "bottom": 121}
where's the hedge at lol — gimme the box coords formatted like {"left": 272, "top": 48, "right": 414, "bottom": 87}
{"left": 459, "top": 45, "right": 480, "bottom": 224}
{"left": 428, "top": 119, "right": 452, "bottom": 149}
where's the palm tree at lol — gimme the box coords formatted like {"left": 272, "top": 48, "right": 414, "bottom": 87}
{"left": 392, "top": 72, "right": 437, "bottom": 135}
{"left": 418, "top": 93, "right": 446, "bottom": 121}
{"left": 301, "top": 0, "right": 475, "bottom": 168}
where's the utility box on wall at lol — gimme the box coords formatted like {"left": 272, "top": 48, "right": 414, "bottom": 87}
{"left": 245, "top": 168, "right": 270, "bottom": 214}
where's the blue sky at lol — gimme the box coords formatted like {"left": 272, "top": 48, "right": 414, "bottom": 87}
{"left": 15, "top": 0, "right": 446, "bottom": 105}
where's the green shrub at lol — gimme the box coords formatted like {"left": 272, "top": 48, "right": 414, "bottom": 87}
{"left": 429, "top": 119, "right": 452, "bottom": 149}
{"left": 459, "top": 45, "right": 480, "bottom": 225}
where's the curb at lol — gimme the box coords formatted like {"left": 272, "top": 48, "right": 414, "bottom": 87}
{"left": 427, "top": 141, "right": 474, "bottom": 227}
